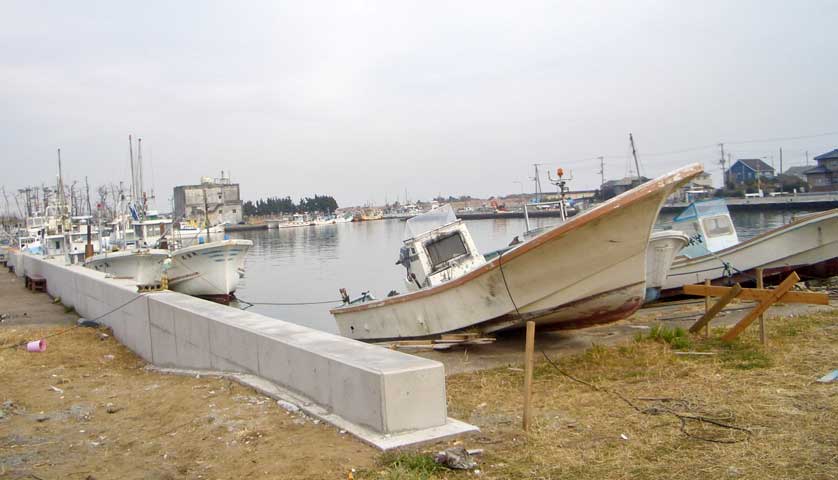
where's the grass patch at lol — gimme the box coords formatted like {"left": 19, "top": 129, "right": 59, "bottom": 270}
{"left": 365, "top": 451, "right": 446, "bottom": 480}
{"left": 636, "top": 324, "right": 691, "bottom": 349}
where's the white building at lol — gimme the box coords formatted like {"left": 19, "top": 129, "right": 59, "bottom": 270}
{"left": 173, "top": 173, "right": 243, "bottom": 226}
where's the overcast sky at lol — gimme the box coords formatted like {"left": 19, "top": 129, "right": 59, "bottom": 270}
{"left": 2, "top": 0, "right": 837, "bottom": 210}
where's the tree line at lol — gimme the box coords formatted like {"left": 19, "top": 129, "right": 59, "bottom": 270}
{"left": 242, "top": 194, "right": 339, "bottom": 217}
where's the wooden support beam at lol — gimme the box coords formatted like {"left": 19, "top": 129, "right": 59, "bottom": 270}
{"left": 682, "top": 284, "right": 827, "bottom": 305}
{"left": 756, "top": 268, "right": 766, "bottom": 345}
{"left": 689, "top": 283, "right": 743, "bottom": 334}
{"left": 721, "top": 272, "right": 800, "bottom": 342}
{"left": 523, "top": 321, "right": 535, "bottom": 432}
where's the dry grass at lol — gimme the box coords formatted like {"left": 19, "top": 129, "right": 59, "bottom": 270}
{"left": 366, "top": 310, "right": 838, "bottom": 480}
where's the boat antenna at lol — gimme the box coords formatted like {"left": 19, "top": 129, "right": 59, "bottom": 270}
{"left": 629, "top": 133, "right": 641, "bottom": 179}
{"left": 128, "top": 135, "right": 136, "bottom": 204}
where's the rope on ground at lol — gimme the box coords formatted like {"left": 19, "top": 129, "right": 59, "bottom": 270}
{"left": 0, "top": 293, "right": 148, "bottom": 351}
{"left": 236, "top": 298, "right": 343, "bottom": 310}
{"left": 540, "top": 349, "right": 752, "bottom": 444}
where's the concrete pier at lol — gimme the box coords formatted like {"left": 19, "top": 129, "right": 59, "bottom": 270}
{"left": 9, "top": 250, "right": 476, "bottom": 449}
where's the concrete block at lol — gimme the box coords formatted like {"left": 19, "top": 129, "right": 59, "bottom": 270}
{"left": 208, "top": 319, "right": 260, "bottom": 372}
{"left": 172, "top": 309, "right": 212, "bottom": 370}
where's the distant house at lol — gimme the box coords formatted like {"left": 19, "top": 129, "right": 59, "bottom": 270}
{"left": 783, "top": 166, "right": 812, "bottom": 183}
{"left": 805, "top": 148, "right": 838, "bottom": 192}
{"left": 675, "top": 171, "right": 713, "bottom": 202}
{"left": 600, "top": 177, "right": 646, "bottom": 200}
{"left": 726, "top": 159, "right": 775, "bottom": 185}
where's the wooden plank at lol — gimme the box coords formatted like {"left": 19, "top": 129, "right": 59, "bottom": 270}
{"left": 721, "top": 272, "right": 800, "bottom": 342}
{"left": 689, "top": 283, "right": 743, "bottom": 334}
{"left": 704, "top": 279, "right": 711, "bottom": 337}
{"left": 756, "top": 268, "right": 766, "bottom": 345}
{"left": 522, "top": 321, "right": 535, "bottom": 432}
{"left": 682, "top": 284, "right": 827, "bottom": 305}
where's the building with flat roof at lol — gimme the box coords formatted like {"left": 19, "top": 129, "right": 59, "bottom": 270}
{"left": 173, "top": 173, "right": 243, "bottom": 226}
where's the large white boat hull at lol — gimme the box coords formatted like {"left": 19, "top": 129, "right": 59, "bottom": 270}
{"left": 662, "top": 209, "right": 838, "bottom": 293}
{"left": 644, "top": 230, "right": 690, "bottom": 302}
{"left": 331, "top": 164, "right": 703, "bottom": 340}
{"left": 168, "top": 239, "right": 252, "bottom": 298}
{"left": 84, "top": 249, "right": 169, "bottom": 286}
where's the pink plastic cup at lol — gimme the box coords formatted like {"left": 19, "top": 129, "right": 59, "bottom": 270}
{"left": 26, "top": 339, "right": 46, "bottom": 352}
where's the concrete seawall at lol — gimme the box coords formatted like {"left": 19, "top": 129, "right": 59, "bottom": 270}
{"left": 10, "top": 250, "right": 475, "bottom": 448}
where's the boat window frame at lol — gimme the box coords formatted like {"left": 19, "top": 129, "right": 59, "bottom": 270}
{"left": 701, "top": 214, "right": 734, "bottom": 238}
{"left": 423, "top": 231, "right": 470, "bottom": 273}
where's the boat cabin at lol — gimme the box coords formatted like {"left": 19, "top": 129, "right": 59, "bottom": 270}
{"left": 672, "top": 199, "right": 739, "bottom": 258}
{"left": 397, "top": 205, "right": 485, "bottom": 291}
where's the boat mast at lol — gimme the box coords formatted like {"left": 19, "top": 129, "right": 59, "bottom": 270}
{"left": 202, "top": 186, "right": 211, "bottom": 242}
{"left": 128, "top": 135, "right": 136, "bottom": 205}
{"left": 629, "top": 133, "right": 641, "bottom": 179}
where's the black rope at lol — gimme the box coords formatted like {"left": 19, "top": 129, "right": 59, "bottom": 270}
{"left": 236, "top": 298, "right": 342, "bottom": 310}
{"left": 1, "top": 293, "right": 148, "bottom": 350}
{"left": 497, "top": 249, "right": 522, "bottom": 318}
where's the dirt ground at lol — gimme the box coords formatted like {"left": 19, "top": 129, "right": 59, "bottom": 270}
{"left": 0, "top": 272, "right": 379, "bottom": 479}
{"left": 2, "top": 269, "right": 837, "bottom": 479}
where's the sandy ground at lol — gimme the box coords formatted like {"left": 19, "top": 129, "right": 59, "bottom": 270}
{"left": 0, "top": 272, "right": 379, "bottom": 479}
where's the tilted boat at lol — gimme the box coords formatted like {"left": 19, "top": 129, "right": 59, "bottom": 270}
{"left": 661, "top": 200, "right": 838, "bottom": 294}
{"left": 167, "top": 239, "right": 253, "bottom": 300}
{"left": 330, "top": 164, "right": 703, "bottom": 340}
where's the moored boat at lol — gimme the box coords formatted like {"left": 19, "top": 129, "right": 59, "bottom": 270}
{"left": 661, "top": 200, "right": 838, "bottom": 293}
{"left": 331, "top": 164, "right": 703, "bottom": 340}
{"left": 167, "top": 239, "right": 253, "bottom": 300}
{"left": 84, "top": 249, "right": 170, "bottom": 286}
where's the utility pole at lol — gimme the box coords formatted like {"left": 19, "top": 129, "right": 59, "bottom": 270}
{"left": 531, "top": 164, "right": 544, "bottom": 203}
{"left": 629, "top": 133, "right": 641, "bottom": 179}
{"left": 85, "top": 176, "right": 92, "bottom": 216}
{"left": 805, "top": 150, "right": 809, "bottom": 166}
{"left": 718, "top": 143, "right": 726, "bottom": 188}
{"left": 778, "top": 148, "right": 784, "bottom": 193}
{"left": 727, "top": 153, "right": 732, "bottom": 186}
{"left": 598, "top": 156, "right": 605, "bottom": 185}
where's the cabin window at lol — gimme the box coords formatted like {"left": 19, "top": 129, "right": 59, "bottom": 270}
{"left": 425, "top": 232, "right": 468, "bottom": 269}
{"left": 701, "top": 215, "right": 733, "bottom": 238}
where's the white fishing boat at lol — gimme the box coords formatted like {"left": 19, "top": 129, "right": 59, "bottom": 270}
{"left": 644, "top": 230, "right": 690, "bottom": 302}
{"left": 168, "top": 239, "right": 253, "bottom": 300}
{"left": 661, "top": 200, "right": 838, "bottom": 293}
{"left": 331, "top": 164, "right": 703, "bottom": 340}
{"left": 85, "top": 248, "right": 170, "bottom": 286}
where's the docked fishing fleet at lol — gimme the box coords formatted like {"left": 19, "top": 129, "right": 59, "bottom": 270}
{"left": 12, "top": 138, "right": 252, "bottom": 302}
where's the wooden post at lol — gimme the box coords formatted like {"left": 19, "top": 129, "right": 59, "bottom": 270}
{"left": 704, "top": 279, "right": 710, "bottom": 337}
{"left": 689, "top": 283, "right": 743, "bottom": 334}
{"left": 756, "top": 268, "right": 765, "bottom": 345}
{"left": 722, "top": 272, "right": 799, "bottom": 342}
{"left": 523, "top": 321, "right": 535, "bottom": 432}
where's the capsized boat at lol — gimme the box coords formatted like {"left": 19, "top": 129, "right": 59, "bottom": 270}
{"left": 330, "top": 164, "right": 703, "bottom": 340}
{"left": 167, "top": 239, "right": 253, "bottom": 300}
{"left": 84, "top": 249, "right": 170, "bottom": 286}
{"left": 661, "top": 200, "right": 838, "bottom": 294}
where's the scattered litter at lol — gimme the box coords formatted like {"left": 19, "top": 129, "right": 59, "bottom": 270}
{"left": 77, "top": 318, "right": 101, "bottom": 328}
{"left": 35, "top": 413, "right": 49, "bottom": 422}
{"left": 435, "top": 446, "right": 478, "bottom": 470}
{"left": 620, "top": 433, "right": 629, "bottom": 441}
{"left": 507, "top": 367, "right": 524, "bottom": 372}
{"left": 27, "top": 339, "right": 47, "bottom": 352}
{"left": 628, "top": 325, "right": 650, "bottom": 329}
{"left": 466, "top": 448, "right": 484, "bottom": 456}
{"left": 339, "top": 429, "right": 347, "bottom": 434}
{"left": 816, "top": 370, "right": 838, "bottom": 383}
{"left": 97, "top": 333, "right": 109, "bottom": 341}
{"left": 49, "top": 385, "right": 64, "bottom": 394}
{"left": 277, "top": 400, "right": 300, "bottom": 413}
{"left": 105, "top": 403, "right": 121, "bottom": 414}
{"left": 103, "top": 354, "right": 115, "bottom": 361}
{"left": 475, "top": 402, "right": 487, "bottom": 409}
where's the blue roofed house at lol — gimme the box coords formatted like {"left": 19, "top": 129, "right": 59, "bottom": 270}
{"left": 726, "top": 158, "right": 775, "bottom": 185}
{"left": 805, "top": 149, "right": 838, "bottom": 192}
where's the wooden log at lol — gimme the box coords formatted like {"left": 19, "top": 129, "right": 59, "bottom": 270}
{"left": 523, "top": 321, "right": 535, "bottom": 432}
{"left": 689, "top": 283, "right": 743, "bottom": 334}
{"left": 721, "top": 272, "right": 800, "bottom": 342}
{"left": 682, "top": 284, "right": 827, "bottom": 305}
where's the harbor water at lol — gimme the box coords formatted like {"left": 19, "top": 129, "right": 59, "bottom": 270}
{"left": 230, "top": 210, "right": 814, "bottom": 333}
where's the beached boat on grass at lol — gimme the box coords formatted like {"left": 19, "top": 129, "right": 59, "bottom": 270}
{"left": 661, "top": 200, "right": 838, "bottom": 294}
{"left": 330, "top": 164, "right": 703, "bottom": 340}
